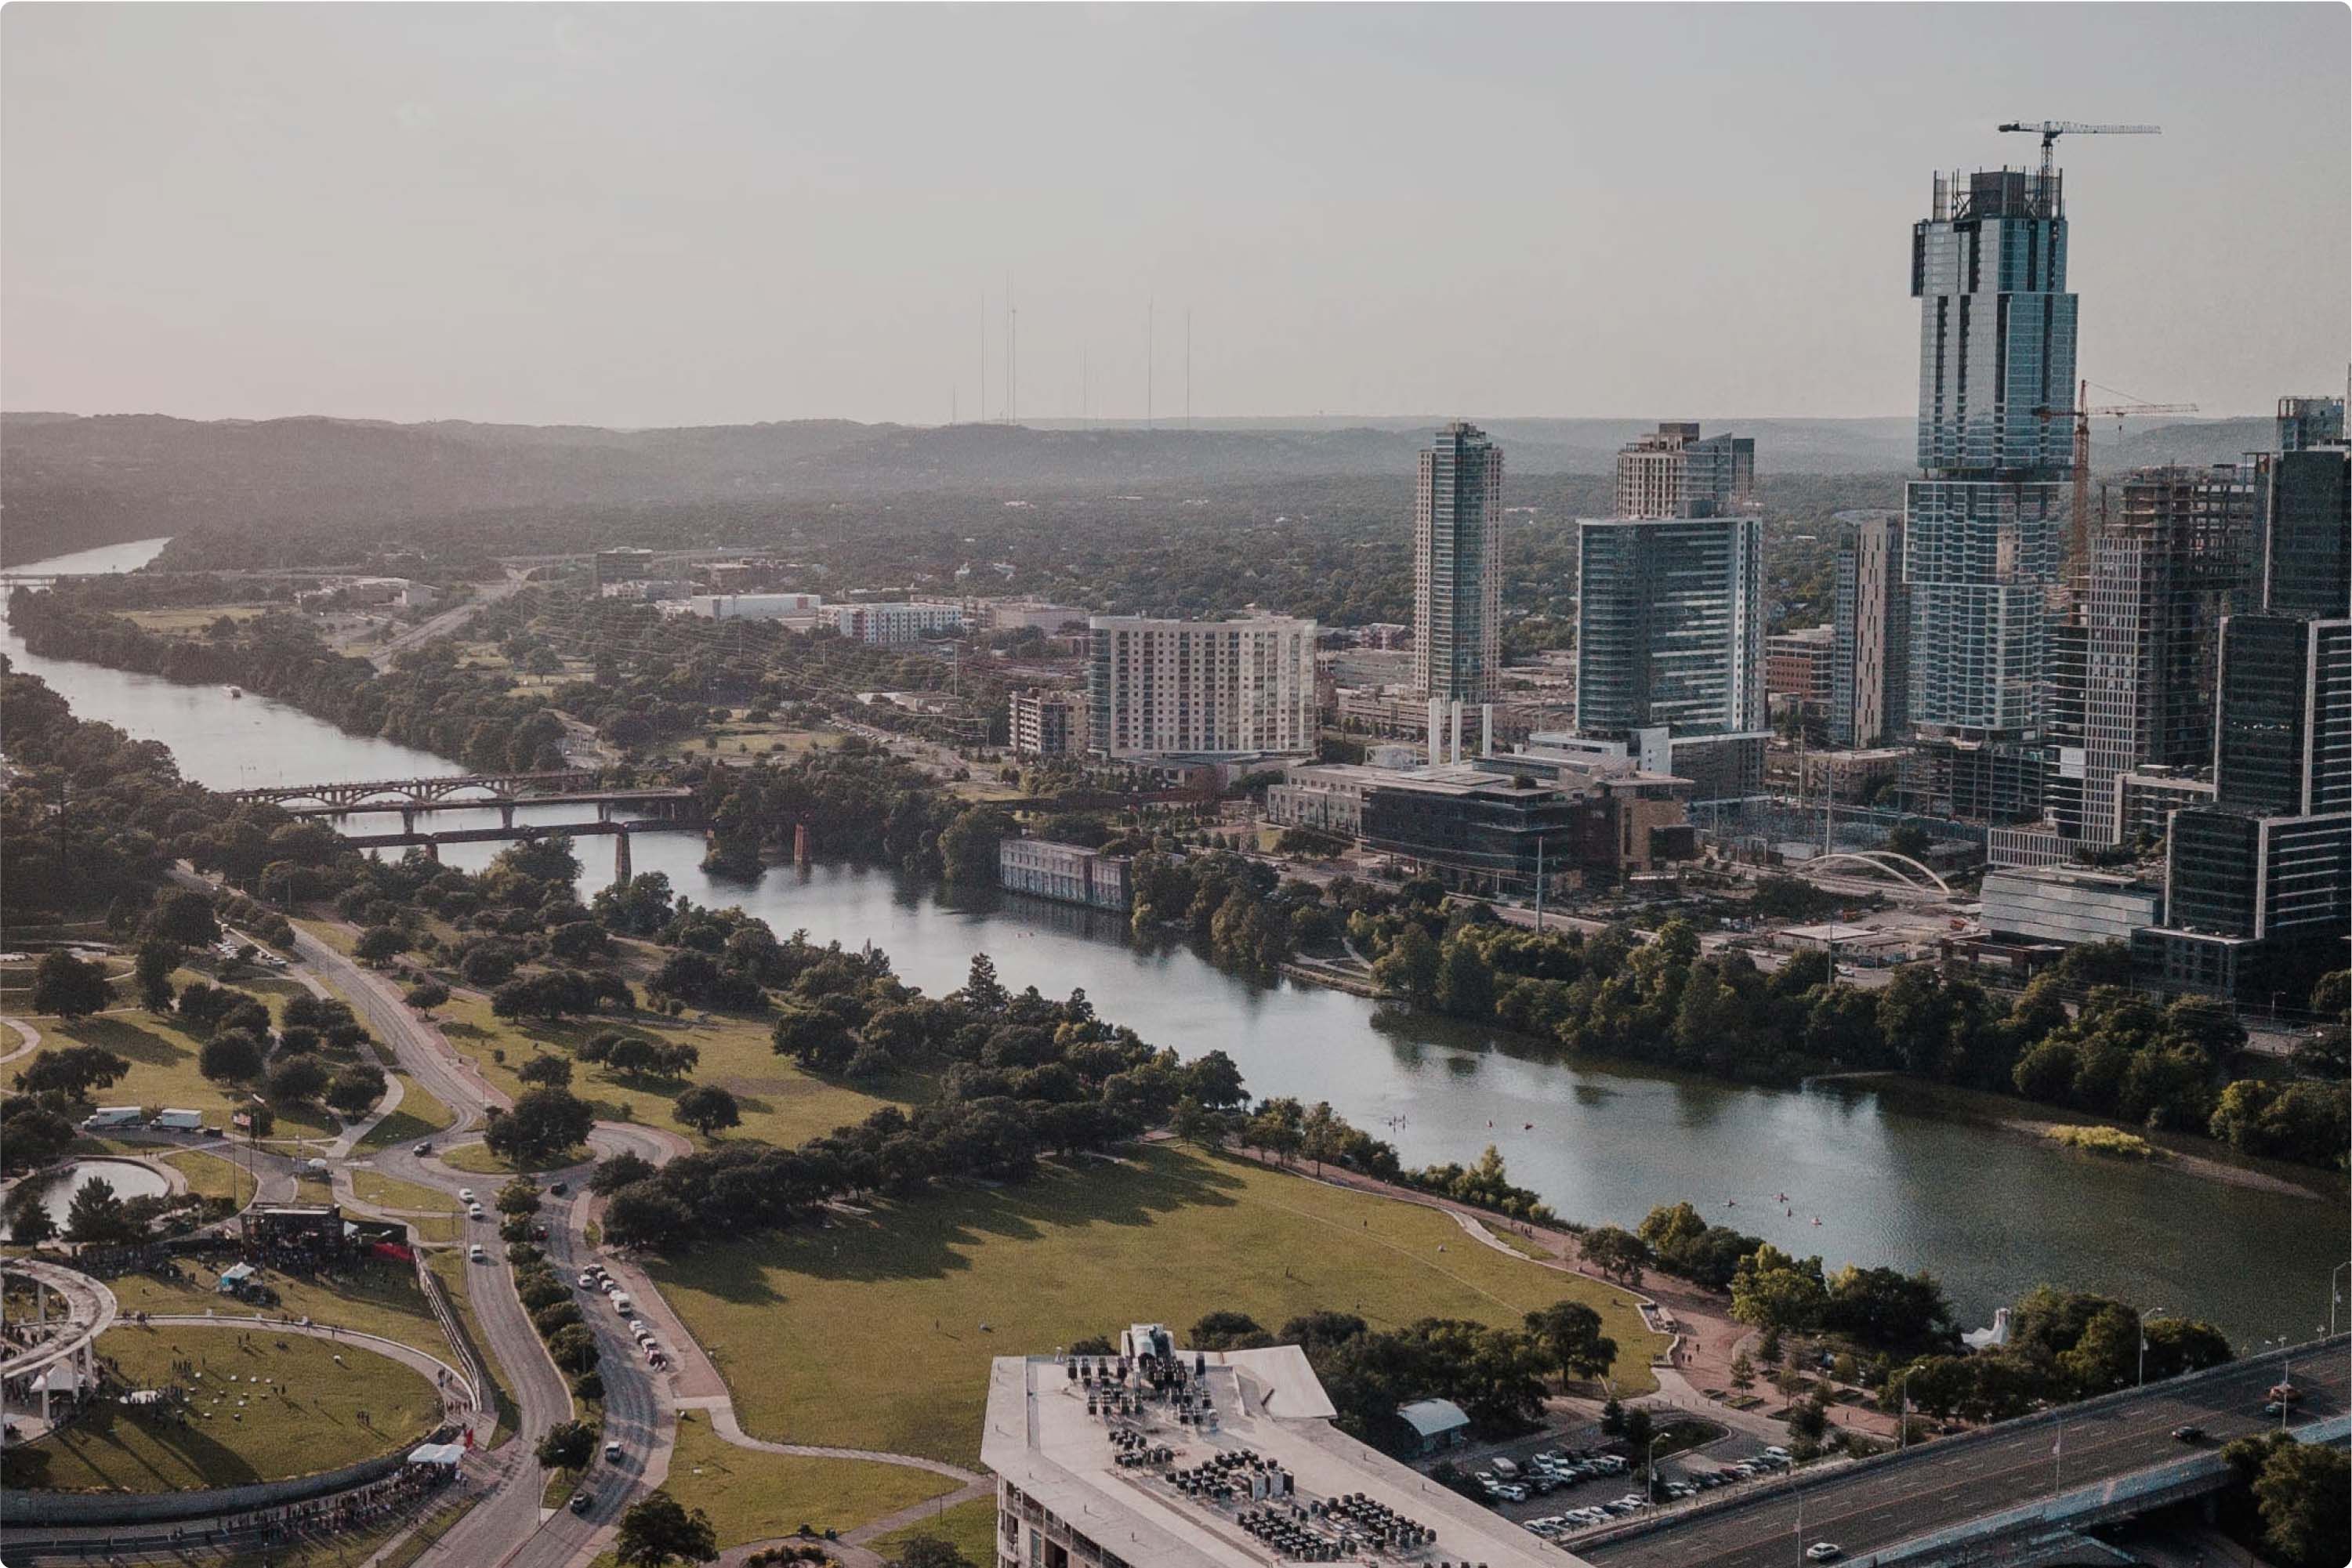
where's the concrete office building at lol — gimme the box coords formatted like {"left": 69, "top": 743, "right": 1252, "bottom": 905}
{"left": 1904, "top": 166, "right": 2077, "bottom": 819}
{"left": 2078, "top": 463, "right": 2260, "bottom": 843}
{"left": 1087, "top": 615, "right": 1317, "bottom": 759}
{"left": 1614, "top": 422, "right": 1756, "bottom": 520}
{"left": 1575, "top": 515, "right": 1767, "bottom": 802}
{"left": 593, "top": 548, "right": 655, "bottom": 588}
{"left": 1981, "top": 865, "right": 2160, "bottom": 947}
{"left": 1831, "top": 512, "right": 1908, "bottom": 747}
{"left": 1412, "top": 422, "right": 1504, "bottom": 704}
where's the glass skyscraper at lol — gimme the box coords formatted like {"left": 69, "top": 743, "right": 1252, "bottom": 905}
{"left": 1573, "top": 516, "right": 1764, "bottom": 738}
{"left": 1413, "top": 422, "right": 1504, "bottom": 704}
{"left": 1904, "top": 168, "right": 2077, "bottom": 748}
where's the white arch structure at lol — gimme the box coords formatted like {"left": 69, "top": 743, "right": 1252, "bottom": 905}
{"left": 2, "top": 1258, "right": 118, "bottom": 1426}
{"left": 1803, "top": 850, "right": 1954, "bottom": 896}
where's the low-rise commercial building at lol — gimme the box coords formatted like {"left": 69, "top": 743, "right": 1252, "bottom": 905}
{"left": 981, "top": 600, "right": 1090, "bottom": 635}
{"left": 1360, "top": 764, "right": 1690, "bottom": 894}
{"left": 982, "top": 1330, "right": 1560, "bottom": 1568}
{"left": 999, "top": 838, "right": 1133, "bottom": 912}
{"left": 1263, "top": 762, "right": 1397, "bottom": 838}
{"left": 1981, "top": 866, "right": 2161, "bottom": 947}
{"left": 684, "top": 592, "right": 826, "bottom": 622}
{"left": 830, "top": 600, "right": 969, "bottom": 645}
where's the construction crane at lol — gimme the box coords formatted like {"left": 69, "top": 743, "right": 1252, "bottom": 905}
{"left": 2038, "top": 379, "right": 2199, "bottom": 581}
{"left": 1997, "top": 120, "right": 2161, "bottom": 180}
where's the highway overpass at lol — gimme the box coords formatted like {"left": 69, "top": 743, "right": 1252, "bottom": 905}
{"left": 1580, "top": 1337, "right": 2348, "bottom": 1568}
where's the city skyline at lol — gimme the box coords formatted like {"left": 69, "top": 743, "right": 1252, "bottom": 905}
{"left": 5, "top": 5, "right": 2346, "bottom": 427}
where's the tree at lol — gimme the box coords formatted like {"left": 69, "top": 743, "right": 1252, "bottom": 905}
{"left": 1729, "top": 1350, "right": 1755, "bottom": 1392}
{"left": 889, "top": 1536, "right": 977, "bottom": 1568}
{"left": 535, "top": 1419, "right": 597, "bottom": 1470}
{"left": 517, "top": 1054, "right": 575, "bottom": 1089}
{"left": 1183, "top": 1049, "right": 1248, "bottom": 1110}
{"left": 1579, "top": 1226, "right": 1651, "bottom": 1285}
{"left": 325, "top": 1063, "right": 389, "bottom": 1119}
{"left": 19, "top": 1044, "right": 132, "bottom": 1099}
{"left": 405, "top": 979, "right": 451, "bottom": 1012}
{"left": 672, "top": 1085, "right": 741, "bottom": 1137}
{"left": 266, "top": 1054, "right": 332, "bottom": 1105}
{"left": 960, "top": 953, "right": 1009, "bottom": 1014}
{"left": 6, "top": 1193, "right": 59, "bottom": 1247}
{"left": 1190, "top": 1311, "right": 1270, "bottom": 1349}
{"left": 497, "top": 1177, "right": 543, "bottom": 1216}
{"left": 603, "top": 1182, "right": 694, "bottom": 1251}
{"left": 65, "top": 1175, "right": 136, "bottom": 1244}
{"left": 1622, "top": 1406, "right": 1655, "bottom": 1459}
{"left": 135, "top": 941, "right": 181, "bottom": 1011}
{"left": 1524, "top": 1300, "right": 1617, "bottom": 1382}
{"left": 31, "top": 951, "right": 111, "bottom": 1020}
{"left": 590, "top": 1150, "right": 658, "bottom": 1195}
{"left": 615, "top": 1490, "right": 718, "bottom": 1568}
{"left": 486, "top": 1086, "right": 596, "bottom": 1168}
{"left": 1373, "top": 922, "right": 1441, "bottom": 1007}
{"left": 353, "top": 925, "right": 411, "bottom": 962}
{"left": 545, "top": 1324, "right": 600, "bottom": 1374}
{"left": 2252, "top": 1440, "right": 2350, "bottom": 1568}
{"left": 147, "top": 889, "right": 221, "bottom": 947}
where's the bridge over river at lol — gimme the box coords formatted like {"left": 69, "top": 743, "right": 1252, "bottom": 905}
{"left": 1577, "top": 1337, "right": 2349, "bottom": 1568}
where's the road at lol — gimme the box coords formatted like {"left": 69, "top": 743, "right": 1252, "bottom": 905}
{"left": 284, "top": 917, "right": 680, "bottom": 1568}
{"left": 1582, "top": 1342, "right": 2350, "bottom": 1567}
{"left": 369, "top": 576, "right": 525, "bottom": 672}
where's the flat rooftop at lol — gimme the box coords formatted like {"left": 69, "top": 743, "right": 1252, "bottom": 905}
{"left": 983, "top": 1349, "right": 1581, "bottom": 1568}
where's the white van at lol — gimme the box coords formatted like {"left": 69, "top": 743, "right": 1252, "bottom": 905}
{"left": 1491, "top": 1458, "right": 1522, "bottom": 1481}
{"left": 610, "top": 1294, "right": 634, "bottom": 1316}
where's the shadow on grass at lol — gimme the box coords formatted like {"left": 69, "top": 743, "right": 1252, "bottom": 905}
{"left": 69, "top": 1016, "right": 188, "bottom": 1067}
{"left": 653, "top": 1145, "right": 1249, "bottom": 1309}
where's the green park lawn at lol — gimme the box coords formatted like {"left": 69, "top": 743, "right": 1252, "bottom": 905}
{"left": 100, "top": 1254, "right": 451, "bottom": 1361}
{"left": 159, "top": 1149, "right": 258, "bottom": 1211}
{"left": 354, "top": 1071, "right": 458, "bottom": 1153}
{"left": 351, "top": 1168, "right": 463, "bottom": 1242}
{"left": 24, "top": 1009, "right": 336, "bottom": 1141}
{"left": 870, "top": 1497, "right": 999, "bottom": 1566}
{"left": 434, "top": 1139, "right": 518, "bottom": 1176}
{"left": 13, "top": 1325, "right": 439, "bottom": 1492}
{"left": 435, "top": 995, "right": 898, "bottom": 1152}
{"left": 654, "top": 1143, "right": 1665, "bottom": 1466}
{"left": 654, "top": 1410, "right": 956, "bottom": 1551}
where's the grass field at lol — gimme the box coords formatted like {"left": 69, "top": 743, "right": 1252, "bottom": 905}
{"left": 23, "top": 1010, "right": 338, "bottom": 1141}
{"left": 353, "top": 1168, "right": 463, "bottom": 1243}
{"left": 869, "top": 1497, "right": 998, "bottom": 1565}
{"left": 14, "top": 1325, "right": 437, "bottom": 1491}
{"left": 118, "top": 605, "right": 269, "bottom": 636}
{"left": 435, "top": 1139, "right": 517, "bottom": 1176}
{"left": 100, "top": 1255, "right": 451, "bottom": 1360}
{"left": 654, "top": 1144, "right": 1664, "bottom": 1465}
{"left": 656, "top": 1410, "right": 955, "bottom": 1550}
{"left": 426, "top": 1248, "right": 520, "bottom": 1446}
{"left": 356, "top": 1072, "right": 458, "bottom": 1153}
{"left": 435, "top": 995, "right": 898, "bottom": 1153}
{"left": 159, "top": 1149, "right": 258, "bottom": 1211}
{"left": 654, "top": 719, "right": 835, "bottom": 762}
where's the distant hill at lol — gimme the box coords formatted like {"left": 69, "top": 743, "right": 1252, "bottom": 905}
{"left": 0, "top": 407, "right": 2269, "bottom": 567}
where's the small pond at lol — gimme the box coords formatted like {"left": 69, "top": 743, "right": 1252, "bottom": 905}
{"left": 2, "top": 1157, "right": 173, "bottom": 1239}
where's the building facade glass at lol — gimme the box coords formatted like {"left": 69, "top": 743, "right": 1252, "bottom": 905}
{"left": 1413, "top": 422, "right": 1504, "bottom": 704}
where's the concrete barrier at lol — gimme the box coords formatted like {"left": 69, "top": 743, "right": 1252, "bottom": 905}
{"left": 0, "top": 1425, "right": 454, "bottom": 1527}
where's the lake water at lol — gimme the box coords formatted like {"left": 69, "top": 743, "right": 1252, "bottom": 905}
{"left": 5, "top": 538, "right": 2342, "bottom": 1345}
{"left": 1, "top": 1157, "right": 174, "bottom": 1240}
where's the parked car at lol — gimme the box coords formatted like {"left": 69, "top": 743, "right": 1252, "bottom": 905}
{"left": 548, "top": 1180, "right": 567, "bottom": 1195}
{"left": 1805, "top": 1546, "right": 1843, "bottom": 1563}
{"left": 457, "top": 1188, "right": 475, "bottom": 1202}
{"left": 413, "top": 1142, "right": 433, "bottom": 1157}
{"left": 467, "top": 1244, "right": 487, "bottom": 1262}
{"left": 569, "top": 1491, "right": 593, "bottom": 1515}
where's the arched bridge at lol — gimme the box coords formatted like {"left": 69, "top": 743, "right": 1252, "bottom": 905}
{"left": 224, "top": 770, "right": 604, "bottom": 810}
{"left": 1802, "top": 849, "right": 1953, "bottom": 895}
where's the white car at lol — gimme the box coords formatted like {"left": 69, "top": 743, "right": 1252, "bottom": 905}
{"left": 1805, "top": 1547, "right": 1843, "bottom": 1563}
{"left": 458, "top": 1188, "right": 475, "bottom": 1202}
{"left": 469, "top": 1204, "right": 487, "bottom": 1220}
{"left": 467, "top": 1244, "right": 487, "bottom": 1262}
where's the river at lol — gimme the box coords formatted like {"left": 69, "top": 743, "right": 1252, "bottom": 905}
{"left": 5, "top": 538, "right": 2341, "bottom": 1346}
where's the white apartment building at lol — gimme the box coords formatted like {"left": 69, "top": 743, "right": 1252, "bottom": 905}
{"left": 683, "top": 592, "right": 825, "bottom": 621}
{"left": 828, "top": 600, "right": 969, "bottom": 645}
{"left": 1087, "top": 616, "right": 1317, "bottom": 759}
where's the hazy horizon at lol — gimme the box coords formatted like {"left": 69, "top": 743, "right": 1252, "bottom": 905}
{"left": 6, "top": 4, "right": 2345, "bottom": 429}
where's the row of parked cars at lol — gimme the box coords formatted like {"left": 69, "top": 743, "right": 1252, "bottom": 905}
{"left": 1503, "top": 1444, "right": 1802, "bottom": 1539}
{"left": 578, "top": 1262, "right": 671, "bottom": 1371}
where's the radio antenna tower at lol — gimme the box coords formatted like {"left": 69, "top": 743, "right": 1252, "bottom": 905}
{"left": 1186, "top": 306, "right": 1193, "bottom": 429}
{"left": 977, "top": 292, "right": 988, "bottom": 425}
{"left": 1006, "top": 276, "right": 1017, "bottom": 425}
{"left": 1146, "top": 296, "right": 1154, "bottom": 430}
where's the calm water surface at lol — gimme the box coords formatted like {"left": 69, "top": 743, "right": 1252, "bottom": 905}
{"left": 6, "top": 539, "right": 2342, "bottom": 1345}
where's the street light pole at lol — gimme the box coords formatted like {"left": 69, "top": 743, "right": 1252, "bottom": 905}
{"left": 2137, "top": 1308, "right": 2166, "bottom": 1387}
{"left": 1892, "top": 1368, "right": 1910, "bottom": 1450}
{"left": 2329, "top": 1262, "right": 2349, "bottom": 1337}
{"left": 1647, "top": 1431, "right": 1662, "bottom": 1504}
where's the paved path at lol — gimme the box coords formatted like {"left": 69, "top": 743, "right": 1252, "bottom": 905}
{"left": 0, "top": 1013, "right": 42, "bottom": 1066}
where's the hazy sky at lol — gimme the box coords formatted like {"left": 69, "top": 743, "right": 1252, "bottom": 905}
{"left": 5, "top": 4, "right": 2344, "bottom": 427}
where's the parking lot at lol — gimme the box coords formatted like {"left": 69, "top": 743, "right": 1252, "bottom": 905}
{"left": 1454, "top": 1418, "right": 1787, "bottom": 1544}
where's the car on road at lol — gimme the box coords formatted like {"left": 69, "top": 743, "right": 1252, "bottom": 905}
{"left": 603, "top": 1439, "right": 623, "bottom": 1463}
{"left": 457, "top": 1188, "right": 475, "bottom": 1203}
{"left": 413, "top": 1142, "right": 432, "bottom": 1156}
{"left": 569, "top": 1490, "right": 593, "bottom": 1515}
{"left": 468, "top": 1244, "right": 487, "bottom": 1262}
{"left": 1805, "top": 1546, "right": 1843, "bottom": 1563}
{"left": 469, "top": 1204, "right": 487, "bottom": 1220}
{"left": 548, "top": 1180, "right": 567, "bottom": 1195}
{"left": 578, "top": 1271, "right": 599, "bottom": 1288}
{"left": 2172, "top": 1424, "right": 2207, "bottom": 1443}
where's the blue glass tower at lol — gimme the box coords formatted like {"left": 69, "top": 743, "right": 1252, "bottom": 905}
{"left": 1904, "top": 168, "right": 2076, "bottom": 748}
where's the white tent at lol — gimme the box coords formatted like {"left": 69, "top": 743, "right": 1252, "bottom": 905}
{"left": 405, "top": 1442, "right": 466, "bottom": 1468}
